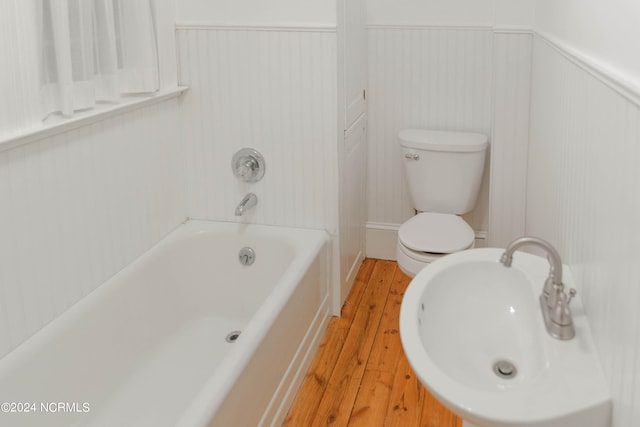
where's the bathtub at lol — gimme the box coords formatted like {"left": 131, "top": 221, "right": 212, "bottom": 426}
{"left": 0, "top": 220, "right": 330, "bottom": 427}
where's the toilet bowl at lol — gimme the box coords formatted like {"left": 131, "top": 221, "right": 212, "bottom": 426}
{"left": 396, "top": 213, "right": 475, "bottom": 277}
{"left": 396, "top": 129, "right": 488, "bottom": 277}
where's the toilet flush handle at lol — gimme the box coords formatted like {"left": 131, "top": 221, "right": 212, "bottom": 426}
{"left": 405, "top": 153, "right": 420, "bottom": 160}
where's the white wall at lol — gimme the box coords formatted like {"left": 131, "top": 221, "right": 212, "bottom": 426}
{"left": 0, "top": 99, "right": 185, "bottom": 359}
{"left": 494, "top": 0, "right": 535, "bottom": 27}
{"left": 175, "top": 0, "right": 336, "bottom": 26}
{"left": 535, "top": 0, "right": 640, "bottom": 87}
{"left": 367, "top": 0, "right": 495, "bottom": 26}
{"left": 367, "top": 0, "right": 534, "bottom": 26}
{"left": 176, "top": 26, "right": 338, "bottom": 232}
{"left": 488, "top": 30, "right": 532, "bottom": 248}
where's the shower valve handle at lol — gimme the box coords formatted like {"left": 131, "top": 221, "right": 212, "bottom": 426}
{"left": 232, "top": 148, "right": 266, "bottom": 182}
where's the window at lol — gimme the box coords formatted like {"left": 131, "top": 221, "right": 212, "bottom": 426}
{"left": 0, "top": 0, "right": 159, "bottom": 141}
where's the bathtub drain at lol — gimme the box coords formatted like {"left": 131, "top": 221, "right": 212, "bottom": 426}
{"left": 226, "top": 331, "right": 241, "bottom": 343}
{"left": 238, "top": 247, "right": 255, "bottom": 266}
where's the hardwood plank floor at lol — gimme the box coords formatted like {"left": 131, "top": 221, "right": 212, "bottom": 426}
{"left": 283, "top": 259, "right": 462, "bottom": 427}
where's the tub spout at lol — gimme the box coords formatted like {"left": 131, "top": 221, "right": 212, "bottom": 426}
{"left": 235, "top": 193, "right": 257, "bottom": 216}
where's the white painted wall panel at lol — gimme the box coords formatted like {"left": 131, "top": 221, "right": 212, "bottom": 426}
{"left": 535, "top": 0, "right": 640, "bottom": 83}
{"left": 339, "top": 115, "right": 366, "bottom": 305}
{"left": 366, "top": 0, "right": 495, "bottom": 27}
{"left": 528, "top": 35, "right": 640, "bottom": 427}
{"left": 494, "top": 0, "right": 534, "bottom": 27}
{"left": 367, "top": 27, "right": 493, "bottom": 231}
{"left": 175, "top": 0, "right": 336, "bottom": 26}
{"left": 0, "top": 100, "right": 185, "bottom": 359}
{"left": 489, "top": 31, "right": 532, "bottom": 247}
{"left": 176, "top": 27, "right": 338, "bottom": 232}
{"left": 366, "top": 0, "right": 534, "bottom": 27}
{"left": 340, "top": 0, "right": 367, "bottom": 129}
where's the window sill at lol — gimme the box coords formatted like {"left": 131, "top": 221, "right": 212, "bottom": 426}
{"left": 0, "top": 86, "right": 189, "bottom": 153}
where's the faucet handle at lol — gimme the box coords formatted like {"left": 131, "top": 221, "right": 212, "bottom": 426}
{"left": 549, "top": 285, "right": 575, "bottom": 327}
{"left": 238, "top": 158, "right": 258, "bottom": 178}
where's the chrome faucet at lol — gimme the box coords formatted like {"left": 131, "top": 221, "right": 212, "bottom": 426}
{"left": 235, "top": 193, "right": 258, "bottom": 216}
{"left": 500, "top": 236, "right": 577, "bottom": 340}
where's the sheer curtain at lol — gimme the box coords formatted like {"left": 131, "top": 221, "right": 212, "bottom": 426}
{"left": 41, "top": 0, "right": 160, "bottom": 117}
{"left": 0, "top": 1, "right": 42, "bottom": 140}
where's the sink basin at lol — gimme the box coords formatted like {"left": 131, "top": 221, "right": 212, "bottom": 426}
{"left": 399, "top": 248, "right": 611, "bottom": 427}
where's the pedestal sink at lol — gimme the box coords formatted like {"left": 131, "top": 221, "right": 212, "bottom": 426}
{"left": 399, "top": 248, "right": 611, "bottom": 427}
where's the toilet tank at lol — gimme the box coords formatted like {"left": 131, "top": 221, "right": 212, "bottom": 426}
{"left": 399, "top": 129, "right": 488, "bottom": 214}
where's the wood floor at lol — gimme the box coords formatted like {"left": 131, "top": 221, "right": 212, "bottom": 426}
{"left": 283, "top": 259, "right": 462, "bottom": 427}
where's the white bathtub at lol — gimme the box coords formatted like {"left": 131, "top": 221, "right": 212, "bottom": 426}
{"left": 0, "top": 220, "right": 330, "bottom": 427}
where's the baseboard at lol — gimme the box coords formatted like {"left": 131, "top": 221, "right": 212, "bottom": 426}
{"left": 365, "top": 222, "right": 399, "bottom": 260}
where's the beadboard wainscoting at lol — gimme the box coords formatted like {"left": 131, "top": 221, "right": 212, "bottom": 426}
{"left": 488, "top": 30, "right": 532, "bottom": 248}
{"left": 0, "top": 99, "right": 186, "bottom": 359}
{"left": 176, "top": 25, "right": 338, "bottom": 232}
{"left": 366, "top": 25, "right": 533, "bottom": 258}
{"left": 367, "top": 25, "right": 493, "bottom": 229}
{"left": 528, "top": 34, "right": 640, "bottom": 427}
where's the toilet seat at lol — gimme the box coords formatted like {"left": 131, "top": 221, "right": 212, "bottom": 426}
{"left": 398, "top": 212, "right": 475, "bottom": 254}
{"left": 397, "top": 240, "right": 445, "bottom": 263}
{"left": 396, "top": 213, "right": 475, "bottom": 277}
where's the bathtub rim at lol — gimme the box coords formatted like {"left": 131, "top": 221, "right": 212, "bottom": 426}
{"left": 0, "top": 219, "right": 323, "bottom": 370}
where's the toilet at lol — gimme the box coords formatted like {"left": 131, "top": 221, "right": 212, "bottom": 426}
{"left": 396, "top": 129, "right": 488, "bottom": 277}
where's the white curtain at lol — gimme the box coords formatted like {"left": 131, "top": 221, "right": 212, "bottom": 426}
{"left": 0, "top": 1, "right": 42, "bottom": 140}
{"left": 41, "top": 0, "right": 159, "bottom": 117}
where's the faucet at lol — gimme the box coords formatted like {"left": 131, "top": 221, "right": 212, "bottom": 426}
{"left": 235, "top": 193, "right": 257, "bottom": 216}
{"left": 500, "top": 236, "right": 577, "bottom": 340}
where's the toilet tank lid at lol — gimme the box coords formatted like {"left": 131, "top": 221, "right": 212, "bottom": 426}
{"left": 399, "top": 129, "right": 488, "bottom": 153}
